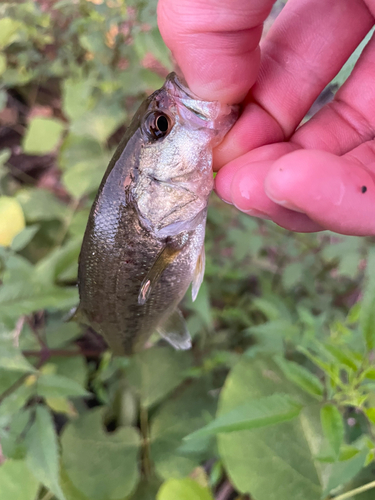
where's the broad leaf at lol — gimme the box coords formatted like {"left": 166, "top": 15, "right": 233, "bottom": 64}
{"left": 25, "top": 405, "right": 66, "bottom": 500}
{"left": 0, "top": 459, "right": 39, "bottom": 500}
{"left": 61, "top": 408, "right": 140, "bottom": 500}
{"left": 157, "top": 478, "right": 214, "bottom": 500}
{"left": 185, "top": 393, "right": 302, "bottom": 440}
{"left": 217, "top": 356, "right": 323, "bottom": 500}
{"left": 127, "top": 347, "right": 191, "bottom": 408}
{"left": 322, "top": 451, "right": 367, "bottom": 496}
{"left": 150, "top": 382, "right": 216, "bottom": 480}
{"left": 16, "top": 188, "right": 68, "bottom": 222}
{"left": 11, "top": 224, "right": 40, "bottom": 251}
{"left": 23, "top": 117, "right": 65, "bottom": 155}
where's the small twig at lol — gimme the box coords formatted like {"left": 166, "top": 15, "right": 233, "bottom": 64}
{"left": 216, "top": 480, "right": 234, "bottom": 500}
{"left": 23, "top": 348, "right": 103, "bottom": 358}
{"left": 332, "top": 480, "right": 375, "bottom": 500}
{"left": 12, "top": 316, "right": 25, "bottom": 347}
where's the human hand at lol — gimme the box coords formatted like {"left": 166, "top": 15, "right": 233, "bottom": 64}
{"left": 158, "top": 0, "right": 375, "bottom": 235}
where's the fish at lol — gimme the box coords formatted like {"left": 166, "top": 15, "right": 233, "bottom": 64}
{"left": 76, "top": 72, "right": 238, "bottom": 355}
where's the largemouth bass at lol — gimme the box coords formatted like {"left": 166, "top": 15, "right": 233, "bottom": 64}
{"left": 77, "top": 73, "right": 238, "bottom": 355}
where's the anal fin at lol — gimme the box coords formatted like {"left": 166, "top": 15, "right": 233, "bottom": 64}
{"left": 157, "top": 308, "right": 192, "bottom": 350}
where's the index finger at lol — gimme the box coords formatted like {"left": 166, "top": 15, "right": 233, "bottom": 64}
{"left": 157, "top": 0, "right": 275, "bottom": 103}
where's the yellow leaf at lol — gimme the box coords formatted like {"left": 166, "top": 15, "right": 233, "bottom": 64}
{"left": 25, "top": 374, "right": 37, "bottom": 386}
{"left": 0, "top": 196, "right": 25, "bottom": 247}
{"left": 46, "top": 397, "right": 77, "bottom": 417}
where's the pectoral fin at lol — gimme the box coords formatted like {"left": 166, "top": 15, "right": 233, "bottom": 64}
{"left": 191, "top": 245, "right": 205, "bottom": 302}
{"left": 138, "top": 243, "right": 183, "bottom": 305}
{"left": 157, "top": 309, "right": 192, "bottom": 350}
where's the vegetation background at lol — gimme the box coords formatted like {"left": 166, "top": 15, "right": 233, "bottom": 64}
{"left": 1, "top": 1, "right": 375, "bottom": 499}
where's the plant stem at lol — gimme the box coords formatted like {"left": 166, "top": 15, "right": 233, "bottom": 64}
{"left": 333, "top": 480, "right": 375, "bottom": 500}
{"left": 40, "top": 490, "right": 54, "bottom": 500}
{"left": 140, "top": 405, "right": 152, "bottom": 479}
{"left": 23, "top": 348, "right": 102, "bottom": 358}
{"left": 216, "top": 480, "right": 234, "bottom": 500}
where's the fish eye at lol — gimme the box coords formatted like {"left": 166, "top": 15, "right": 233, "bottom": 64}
{"left": 145, "top": 112, "right": 172, "bottom": 140}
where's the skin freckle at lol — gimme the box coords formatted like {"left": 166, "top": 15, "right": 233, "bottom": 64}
{"left": 361, "top": 186, "right": 367, "bottom": 193}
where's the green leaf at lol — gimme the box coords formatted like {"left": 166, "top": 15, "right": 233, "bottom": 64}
{"left": 58, "top": 135, "right": 106, "bottom": 171}
{"left": 36, "top": 373, "right": 90, "bottom": 398}
{"left": 0, "top": 18, "right": 22, "bottom": 48}
{"left": 1, "top": 408, "right": 31, "bottom": 459}
{"left": 10, "top": 224, "right": 40, "bottom": 251}
{"left": 322, "top": 344, "right": 358, "bottom": 371}
{"left": 150, "top": 382, "right": 216, "bottom": 480}
{"left": 69, "top": 100, "right": 125, "bottom": 143}
{"left": 34, "top": 238, "right": 82, "bottom": 284}
{"left": 275, "top": 357, "right": 324, "bottom": 399}
{"left": 184, "top": 281, "right": 213, "bottom": 330}
{"left": 217, "top": 356, "right": 323, "bottom": 500}
{"left": 157, "top": 478, "right": 214, "bottom": 500}
{"left": 0, "top": 383, "right": 35, "bottom": 428}
{"left": 127, "top": 347, "right": 191, "bottom": 408}
{"left": 16, "top": 188, "right": 68, "bottom": 222}
{"left": 23, "top": 117, "right": 65, "bottom": 155}
{"left": 282, "top": 262, "right": 303, "bottom": 289}
{"left": 360, "top": 250, "right": 375, "bottom": 351}
{"left": 0, "top": 53, "right": 7, "bottom": 76}
{"left": 61, "top": 408, "right": 140, "bottom": 500}
{"left": 62, "top": 159, "right": 106, "bottom": 199}
{"left": 0, "top": 340, "right": 36, "bottom": 373}
{"left": 323, "top": 451, "right": 367, "bottom": 496}
{"left": 365, "top": 408, "right": 375, "bottom": 424}
{"left": 0, "top": 196, "right": 25, "bottom": 247}
{"left": 62, "top": 79, "right": 94, "bottom": 121}
{"left": 0, "top": 459, "right": 39, "bottom": 500}
{"left": 320, "top": 404, "right": 344, "bottom": 459}
{"left": 0, "top": 283, "right": 78, "bottom": 320}
{"left": 46, "top": 322, "right": 81, "bottom": 349}
{"left": 186, "top": 393, "right": 302, "bottom": 440}
{"left": 25, "top": 405, "right": 66, "bottom": 500}
{"left": 50, "top": 356, "right": 87, "bottom": 387}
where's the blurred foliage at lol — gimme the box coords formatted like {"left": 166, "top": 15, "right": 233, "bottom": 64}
{"left": 1, "top": 1, "right": 375, "bottom": 500}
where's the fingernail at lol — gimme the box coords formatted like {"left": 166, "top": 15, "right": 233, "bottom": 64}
{"left": 265, "top": 192, "right": 305, "bottom": 214}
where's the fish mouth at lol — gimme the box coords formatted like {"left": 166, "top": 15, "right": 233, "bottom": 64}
{"left": 163, "top": 72, "right": 239, "bottom": 142}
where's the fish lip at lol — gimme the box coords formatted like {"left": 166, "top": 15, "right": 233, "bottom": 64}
{"left": 164, "top": 72, "right": 202, "bottom": 101}
{"left": 163, "top": 72, "right": 239, "bottom": 140}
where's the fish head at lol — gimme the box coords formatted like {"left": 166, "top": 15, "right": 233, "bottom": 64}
{"left": 134, "top": 72, "right": 239, "bottom": 237}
